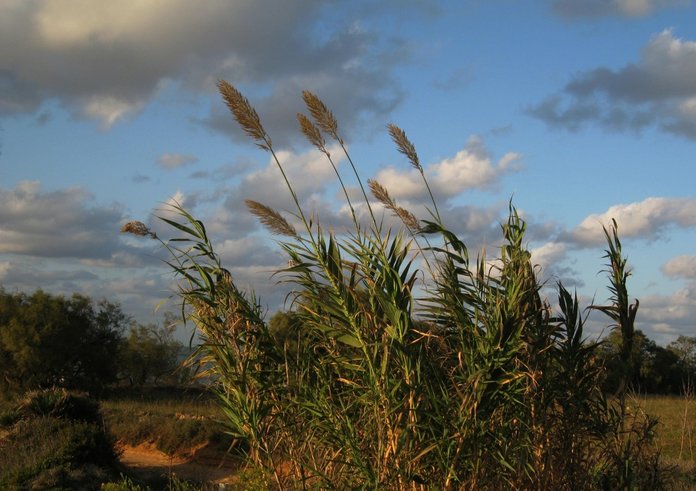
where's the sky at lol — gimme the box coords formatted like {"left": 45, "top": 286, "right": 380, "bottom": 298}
{"left": 1, "top": 0, "right": 695, "bottom": 345}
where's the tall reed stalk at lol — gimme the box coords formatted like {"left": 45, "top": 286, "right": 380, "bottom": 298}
{"left": 124, "top": 82, "right": 670, "bottom": 490}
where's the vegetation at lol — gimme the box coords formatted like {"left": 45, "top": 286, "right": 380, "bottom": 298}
{"left": 120, "top": 82, "right": 686, "bottom": 489}
{"left": 0, "top": 388, "right": 119, "bottom": 490}
{"left": 0, "top": 290, "right": 127, "bottom": 396}
{"left": 0, "top": 289, "right": 184, "bottom": 398}
{"left": 100, "top": 387, "right": 226, "bottom": 456}
{"left": 119, "top": 317, "right": 184, "bottom": 387}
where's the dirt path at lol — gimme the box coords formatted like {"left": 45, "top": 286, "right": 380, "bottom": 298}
{"left": 118, "top": 441, "right": 241, "bottom": 485}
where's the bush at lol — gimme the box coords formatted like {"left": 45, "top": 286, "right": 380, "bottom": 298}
{"left": 0, "top": 415, "right": 118, "bottom": 489}
{"left": 0, "top": 291, "right": 127, "bottom": 396}
{"left": 18, "top": 387, "right": 102, "bottom": 423}
{"left": 124, "top": 82, "right": 670, "bottom": 489}
{"left": 0, "top": 390, "right": 119, "bottom": 490}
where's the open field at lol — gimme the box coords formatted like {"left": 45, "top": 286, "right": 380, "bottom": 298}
{"left": 2, "top": 388, "right": 695, "bottom": 488}
{"left": 100, "top": 390, "right": 696, "bottom": 488}
{"left": 637, "top": 393, "right": 696, "bottom": 488}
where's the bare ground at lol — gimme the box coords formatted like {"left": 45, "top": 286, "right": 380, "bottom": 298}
{"left": 117, "top": 440, "right": 242, "bottom": 486}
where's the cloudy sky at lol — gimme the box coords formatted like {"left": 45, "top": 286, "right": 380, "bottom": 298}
{"left": 1, "top": 0, "right": 695, "bottom": 344}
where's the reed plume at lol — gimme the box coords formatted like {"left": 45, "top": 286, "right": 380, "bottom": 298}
{"left": 245, "top": 200, "right": 298, "bottom": 238}
{"left": 120, "top": 220, "right": 157, "bottom": 239}
{"left": 218, "top": 80, "right": 271, "bottom": 151}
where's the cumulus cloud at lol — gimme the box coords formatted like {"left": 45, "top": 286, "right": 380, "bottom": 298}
{"left": 529, "top": 30, "right": 696, "bottom": 139}
{"left": 0, "top": 181, "right": 131, "bottom": 259}
{"left": 531, "top": 241, "right": 568, "bottom": 273}
{"left": 567, "top": 196, "right": 696, "bottom": 246}
{"left": 549, "top": 0, "right": 688, "bottom": 19}
{"left": 205, "top": 144, "right": 349, "bottom": 238}
{"left": 374, "top": 136, "right": 521, "bottom": 202}
{"left": 157, "top": 153, "right": 198, "bottom": 170}
{"left": 662, "top": 255, "right": 696, "bottom": 279}
{"left": 637, "top": 286, "right": 696, "bottom": 342}
{"left": 0, "top": 0, "right": 406, "bottom": 136}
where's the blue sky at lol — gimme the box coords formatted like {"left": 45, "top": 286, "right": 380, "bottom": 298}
{"left": 1, "top": 0, "right": 695, "bottom": 344}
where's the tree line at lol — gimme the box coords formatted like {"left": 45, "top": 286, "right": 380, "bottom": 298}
{"left": 1, "top": 288, "right": 693, "bottom": 399}
{"left": 0, "top": 289, "right": 183, "bottom": 398}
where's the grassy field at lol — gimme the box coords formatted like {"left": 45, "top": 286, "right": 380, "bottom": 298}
{"left": 637, "top": 392, "right": 696, "bottom": 490}
{"left": 638, "top": 394, "right": 695, "bottom": 463}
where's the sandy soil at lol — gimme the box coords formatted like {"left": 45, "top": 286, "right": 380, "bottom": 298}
{"left": 118, "top": 441, "right": 241, "bottom": 485}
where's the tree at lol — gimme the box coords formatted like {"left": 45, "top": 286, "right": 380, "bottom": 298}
{"left": 0, "top": 289, "right": 127, "bottom": 396}
{"left": 118, "top": 318, "right": 183, "bottom": 386}
{"left": 598, "top": 329, "right": 684, "bottom": 394}
{"left": 668, "top": 335, "right": 696, "bottom": 387}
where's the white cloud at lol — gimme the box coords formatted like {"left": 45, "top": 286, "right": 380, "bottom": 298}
{"left": 662, "top": 255, "right": 696, "bottom": 279}
{"left": 550, "top": 0, "right": 688, "bottom": 18}
{"left": 569, "top": 197, "right": 696, "bottom": 246}
{"left": 531, "top": 242, "right": 568, "bottom": 273}
{"left": 0, "top": 181, "right": 130, "bottom": 258}
{"left": 157, "top": 153, "right": 199, "bottom": 170}
{"left": 0, "top": 0, "right": 409, "bottom": 136}
{"left": 374, "top": 136, "right": 521, "bottom": 202}
{"left": 638, "top": 285, "right": 696, "bottom": 343}
{"left": 529, "top": 30, "right": 696, "bottom": 139}
{"left": 82, "top": 95, "right": 142, "bottom": 129}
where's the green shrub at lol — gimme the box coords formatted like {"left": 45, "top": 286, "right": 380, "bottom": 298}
{"left": 19, "top": 387, "right": 102, "bottom": 423}
{"left": 0, "top": 414, "right": 119, "bottom": 489}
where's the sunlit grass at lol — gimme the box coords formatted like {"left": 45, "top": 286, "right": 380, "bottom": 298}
{"left": 638, "top": 394, "right": 695, "bottom": 462}
{"left": 100, "top": 388, "right": 227, "bottom": 456}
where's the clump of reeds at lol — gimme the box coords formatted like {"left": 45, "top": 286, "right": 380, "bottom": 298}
{"left": 127, "top": 82, "right": 671, "bottom": 489}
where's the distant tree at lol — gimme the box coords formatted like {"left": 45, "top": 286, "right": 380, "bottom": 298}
{"left": 118, "top": 318, "right": 183, "bottom": 386}
{"left": 0, "top": 289, "right": 127, "bottom": 396}
{"left": 598, "top": 329, "right": 684, "bottom": 394}
{"left": 668, "top": 335, "right": 696, "bottom": 387}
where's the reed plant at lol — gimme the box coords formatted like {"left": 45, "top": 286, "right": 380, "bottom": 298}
{"left": 123, "top": 82, "right": 669, "bottom": 489}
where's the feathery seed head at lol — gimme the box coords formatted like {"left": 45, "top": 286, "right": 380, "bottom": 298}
{"left": 302, "top": 91, "right": 339, "bottom": 141}
{"left": 297, "top": 113, "right": 328, "bottom": 154}
{"left": 245, "top": 200, "right": 298, "bottom": 238}
{"left": 368, "top": 179, "right": 395, "bottom": 209}
{"left": 368, "top": 180, "right": 421, "bottom": 233}
{"left": 218, "top": 80, "right": 271, "bottom": 151}
{"left": 396, "top": 206, "right": 421, "bottom": 233}
{"left": 120, "top": 221, "right": 157, "bottom": 239}
{"left": 388, "top": 123, "right": 421, "bottom": 172}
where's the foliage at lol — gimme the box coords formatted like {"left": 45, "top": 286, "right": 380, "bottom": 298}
{"left": 124, "top": 83, "right": 672, "bottom": 489}
{"left": 18, "top": 387, "right": 103, "bottom": 423}
{"left": 669, "top": 336, "right": 696, "bottom": 385}
{"left": 0, "top": 390, "right": 119, "bottom": 490}
{"left": 599, "top": 330, "right": 685, "bottom": 394}
{"left": 0, "top": 289, "right": 127, "bottom": 396}
{"left": 100, "top": 387, "right": 226, "bottom": 456}
{"left": 119, "top": 317, "right": 184, "bottom": 387}
{"left": 100, "top": 474, "right": 201, "bottom": 491}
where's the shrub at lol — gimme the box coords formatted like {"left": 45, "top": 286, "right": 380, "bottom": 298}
{"left": 0, "top": 389, "right": 118, "bottom": 489}
{"left": 124, "top": 83, "right": 669, "bottom": 489}
{"left": 0, "top": 415, "right": 118, "bottom": 489}
{"left": 18, "top": 387, "right": 102, "bottom": 423}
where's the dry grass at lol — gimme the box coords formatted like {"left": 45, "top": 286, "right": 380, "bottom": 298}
{"left": 637, "top": 393, "right": 696, "bottom": 489}
{"left": 638, "top": 394, "right": 695, "bottom": 462}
